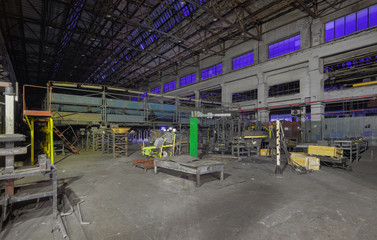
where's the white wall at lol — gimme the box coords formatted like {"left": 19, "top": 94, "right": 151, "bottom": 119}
{"left": 153, "top": 0, "right": 377, "bottom": 125}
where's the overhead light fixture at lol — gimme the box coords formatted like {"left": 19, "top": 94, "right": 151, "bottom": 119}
{"left": 107, "top": 86, "right": 127, "bottom": 92}
{"left": 74, "top": 65, "right": 78, "bottom": 68}
{"left": 90, "top": 37, "right": 95, "bottom": 41}
{"left": 81, "top": 54, "right": 85, "bottom": 57}
{"left": 128, "top": 90, "right": 145, "bottom": 95}
{"left": 105, "top": 14, "right": 111, "bottom": 18}
{"left": 42, "top": 60, "right": 47, "bottom": 63}
{"left": 148, "top": 29, "right": 153, "bottom": 33}
{"left": 213, "top": 18, "right": 218, "bottom": 22}
{"left": 81, "top": 84, "right": 103, "bottom": 90}
{"left": 180, "top": 1, "right": 185, "bottom": 5}
{"left": 51, "top": 82, "right": 78, "bottom": 87}
{"left": 241, "top": 32, "right": 245, "bottom": 36}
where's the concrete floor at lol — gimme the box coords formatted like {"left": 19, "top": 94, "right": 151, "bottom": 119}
{"left": 1, "top": 145, "right": 377, "bottom": 240}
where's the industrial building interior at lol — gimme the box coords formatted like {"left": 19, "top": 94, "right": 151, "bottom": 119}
{"left": 0, "top": 0, "right": 377, "bottom": 239}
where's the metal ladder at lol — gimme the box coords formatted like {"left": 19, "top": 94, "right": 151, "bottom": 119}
{"left": 53, "top": 126, "right": 79, "bottom": 155}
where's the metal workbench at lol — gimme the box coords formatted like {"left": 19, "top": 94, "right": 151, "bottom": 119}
{"left": 334, "top": 139, "right": 368, "bottom": 163}
{"left": 0, "top": 165, "right": 58, "bottom": 231}
{"left": 154, "top": 156, "right": 224, "bottom": 187}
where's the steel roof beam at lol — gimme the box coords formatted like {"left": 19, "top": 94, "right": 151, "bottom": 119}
{"left": 295, "top": 0, "right": 318, "bottom": 18}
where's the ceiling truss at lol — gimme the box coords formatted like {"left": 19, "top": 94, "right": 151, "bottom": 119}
{"left": 0, "top": 0, "right": 350, "bottom": 89}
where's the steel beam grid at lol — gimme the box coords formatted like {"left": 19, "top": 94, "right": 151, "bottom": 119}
{"left": 0, "top": 0, "right": 350, "bottom": 87}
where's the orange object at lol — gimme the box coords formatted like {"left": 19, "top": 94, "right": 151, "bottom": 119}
{"left": 23, "top": 84, "right": 52, "bottom": 117}
{"left": 133, "top": 159, "right": 154, "bottom": 172}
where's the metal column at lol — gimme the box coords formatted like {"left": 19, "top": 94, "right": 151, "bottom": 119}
{"left": 190, "top": 117, "right": 198, "bottom": 157}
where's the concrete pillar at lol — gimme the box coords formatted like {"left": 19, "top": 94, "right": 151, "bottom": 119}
{"left": 258, "top": 40, "right": 267, "bottom": 63}
{"left": 310, "top": 103, "right": 324, "bottom": 142}
{"left": 4, "top": 86, "right": 15, "bottom": 175}
{"left": 311, "top": 18, "right": 323, "bottom": 47}
{"left": 223, "top": 54, "right": 232, "bottom": 73}
{"left": 256, "top": 73, "right": 269, "bottom": 124}
{"left": 308, "top": 56, "right": 326, "bottom": 142}
{"left": 258, "top": 109, "right": 270, "bottom": 124}
{"left": 221, "top": 83, "right": 227, "bottom": 104}
{"left": 194, "top": 90, "right": 200, "bottom": 108}
{"left": 300, "top": 106, "right": 307, "bottom": 143}
{"left": 299, "top": 18, "right": 311, "bottom": 50}
{"left": 5, "top": 86, "right": 14, "bottom": 134}
{"left": 311, "top": 103, "right": 324, "bottom": 121}
{"left": 257, "top": 73, "right": 266, "bottom": 108}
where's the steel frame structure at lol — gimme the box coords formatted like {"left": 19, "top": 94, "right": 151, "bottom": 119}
{"left": 0, "top": 0, "right": 349, "bottom": 89}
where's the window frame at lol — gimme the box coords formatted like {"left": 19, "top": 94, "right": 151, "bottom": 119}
{"left": 163, "top": 80, "right": 177, "bottom": 92}
{"left": 180, "top": 72, "right": 197, "bottom": 87}
{"left": 200, "top": 63, "right": 222, "bottom": 80}
{"left": 232, "top": 89, "right": 258, "bottom": 103}
{"left": 268, "top": 34, "right": 301, "bottom": 59}
{"left": 268, "top": 80, "right": 300, "bottom": 98}
{"left": 150, "top": 86, "right": 161, "bottom": 94}
{"left": 325, "top": 4, "right": 377, "bottom": 42}
{"left": 232, "top": 51, "right": 254, "bottom": 70}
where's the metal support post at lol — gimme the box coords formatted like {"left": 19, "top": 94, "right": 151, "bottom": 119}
{"left": 49, "top": 117, "right": 54, "bottom": 164}
{"left": 4, "top": 86, "right": 15, "bottom": 195}
{"left": 275, "top": 120, "right": 282, "bottom": 174}
{"left": 190, "top": 117, "right": 198, "bottom": 157}
{"left": 4, "top": 86, "right": 15, "bottom": 172}
{"left": 31, "top": 118, "right": 35, "bottom": 164}
{"left": 51, "top": 167, "right": 58, "bottom": 218}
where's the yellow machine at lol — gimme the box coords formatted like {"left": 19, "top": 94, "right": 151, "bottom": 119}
{"left": 290, "top": 152, "right": 320, "bottom": 171}
{"left": 141, "top": 131, "right": 176, "bottom": 158}
{"left": 24, "top": 115, "right": 54, "bottom": 165}
{"left": 23, "top": 84, "right": 55, "bottom": 165}
{"left": 263, "top": 123, "right": 275, "bottom": 139}
{"left": 307, "top": 145, "right": 343, "bottom": 158}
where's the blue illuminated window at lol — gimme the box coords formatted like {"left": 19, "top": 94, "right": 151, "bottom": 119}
{"left": 326, "top": 4, "right": 377, "bottom": 42}
{"left": 201, "top": 63, "right": 222, "bottom": 80}
{"left": 335, "top": 18, "right": 345, "bottom": 38}
{"left": 232, "top": 52, "right": 254, "bottom": 70}
{"left": 370, "top": 5, "right": 377, "bottom": 27}
{"left": 325, "top": 21, "right": 335, "bottom": 41}
{"left": 357, "top": 9, "right": 368, "bottom": 31}
{"left": 180, "top": 73, "right": 196, "bottom": 87}
{"left": 131, "top": 96, "right": 138, "bottom": 101}
{"left": 140, "top": 92, "right": 148, "bottom": 100}
{"left": 345, "top": 13, "right": 356, "bottom": 35}
{"left": 151, "top": 86, "right": 161, "bottom": 94}
{"left": 164, "top": 80, "right": 176, "bottom": 92}
{"left": 268, "top": 35, "right": 300, "bottom": 58}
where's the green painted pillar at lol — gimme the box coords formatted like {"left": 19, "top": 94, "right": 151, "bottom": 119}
{"left": 190, "top": 117, "right": 198, "bottom": 157}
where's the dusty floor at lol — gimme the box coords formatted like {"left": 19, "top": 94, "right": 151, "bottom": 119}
{"left": 1, "top": 145, "right": 377, "bottom": 240}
